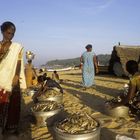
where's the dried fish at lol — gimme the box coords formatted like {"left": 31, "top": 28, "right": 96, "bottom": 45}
{"left": 38, "top": 89, "right": 62, "bottom": 100}
{"left": 31, "top": 101, "right": 61, "bottom": 112}
{"left": 56, "top": 113, "right": 98, "bottom": 134}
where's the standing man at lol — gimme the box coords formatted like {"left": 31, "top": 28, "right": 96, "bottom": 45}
{"left": 80, "top": 44, "right": 98, "bottom": 89}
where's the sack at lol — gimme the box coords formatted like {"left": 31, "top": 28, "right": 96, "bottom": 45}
{"left": 0, "top": 89, "right": 10, "bottom": 103}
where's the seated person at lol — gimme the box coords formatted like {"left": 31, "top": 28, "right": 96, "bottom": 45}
{"left": 125, "top": 60, "right": 140, "bottom": 103}
{"left": 42, "top": 72, "right": 47, "bottom": 81}
{"left": 39, "top": 68, "right": 43, "bottom": 74}
{"left": 32, "top": 75, "right": 63, "bottom": 102}
{"left": 106, "top": 60, "right": 140, "bottom": 114}
{"left": 52, "top": 70, "right": 60, "bottom": 83}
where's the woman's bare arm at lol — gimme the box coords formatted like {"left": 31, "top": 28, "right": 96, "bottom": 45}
{"left": 93, "top": 56, "right": 99, "bottom": 74}
{"left": 127, "top": 81, "right": 136, "bottom": 101}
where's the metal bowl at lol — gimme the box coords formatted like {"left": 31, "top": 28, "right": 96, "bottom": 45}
{"left": 53, "top": 121, "right": 100, "bottom": 140}
{"left": 26, "top": 51, "right": 35, "bottom": 60}
{"left": 32, "top": 105, "right": 63, "bottom": 126}
{"left": 37, "top": 95, "right": 63, "bottom": 104}
{"left": 107, "top": 105, "right": 129, "bottom": 118}
{"left": 26, "top": 54, "right": 34, "bottom": 60}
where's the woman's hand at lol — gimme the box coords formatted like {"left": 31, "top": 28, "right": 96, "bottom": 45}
{"left": 96, "top": 67, "right": 99, "bottom": 74}
{"left": 80, "top": 63, "right": 83, "bottom": 69}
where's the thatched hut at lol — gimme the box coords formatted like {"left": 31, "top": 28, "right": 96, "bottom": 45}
{"left": 109, "top": 45, "right": 140, "bottom": 77}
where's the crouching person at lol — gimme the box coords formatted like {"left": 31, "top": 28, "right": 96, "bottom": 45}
{"left": 32, "top": 75, "right": 63, "bottom": 103}
{"left": 106, "top": 60, "right": 140, "bottom": 117}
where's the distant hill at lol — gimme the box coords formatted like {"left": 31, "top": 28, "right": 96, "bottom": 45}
{"left": 97, "top": 54, "right": 111, "bottom": 66}
{"left": 45, "top": 54, "right": 111, "bottom": 68}
{"left": 46, "top": 57, "right": 80, "bottom": 68}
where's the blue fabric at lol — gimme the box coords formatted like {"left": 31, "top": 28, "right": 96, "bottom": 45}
{"left": 82, "top": 51, "right": 95, "bottom": 87}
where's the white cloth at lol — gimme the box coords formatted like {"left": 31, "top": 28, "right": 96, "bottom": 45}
{"left": 116, "top": 134, "right": 136, "bottom": 140}
{"left": 0, "top": 42, "right": 27, "bottom": 91}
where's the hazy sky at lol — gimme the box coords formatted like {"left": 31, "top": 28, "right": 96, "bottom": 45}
{"left": 1, "top": 0, "right": 140, "bottom": 66}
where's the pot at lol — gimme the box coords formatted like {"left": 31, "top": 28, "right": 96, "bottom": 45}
{"left": 53, "top": 120, "right": 100, "bottom": 140}
{"left": 26, "top": 51, "right": 35, "bottom": 60}
{"left": 107, "top": 105, "right": 129, "bottom": 118}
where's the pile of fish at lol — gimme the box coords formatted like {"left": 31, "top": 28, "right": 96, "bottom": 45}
{"left": 56, "top": 113, "right": 98, "bottom": 134}
{"left": 31, "top": 101, "right": 61, "bottom": 112}
{"left": 37, "top": 88, "right": 62, "bottom": 100}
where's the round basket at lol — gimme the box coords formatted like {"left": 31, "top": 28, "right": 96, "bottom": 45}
{"left": 107, "top": 105, "right": 129, "bottom": 118}
{"left": 53, "top": 120, "right": 100, "bottom": 140}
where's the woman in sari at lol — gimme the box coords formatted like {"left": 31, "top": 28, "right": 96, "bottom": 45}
{"left": 0, "top": 21, "right": 26, "bottom": 134}
{"left": 80, "top": 44, "right": 98, "bottom": 89}
{"left": 25, "top": 59, "right": 37, "bottom": 88}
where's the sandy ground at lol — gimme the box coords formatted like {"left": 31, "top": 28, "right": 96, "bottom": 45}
{"left": 1, "top": 69, "right": 140, "bottom": 140}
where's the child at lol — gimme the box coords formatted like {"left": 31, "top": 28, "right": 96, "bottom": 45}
{"left": 52, "top": 70, "right": 60, "bottom": 83}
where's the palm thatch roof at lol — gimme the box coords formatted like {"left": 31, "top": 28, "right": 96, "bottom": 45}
{"left": 109, "top": 45, "right": 140, "bottom": 76}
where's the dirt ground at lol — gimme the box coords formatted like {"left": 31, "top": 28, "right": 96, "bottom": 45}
{"left": 1, "top": 69, "right": 140, "bottom": 140}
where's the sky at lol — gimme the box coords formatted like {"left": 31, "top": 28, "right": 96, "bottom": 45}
{"left": 1, "top": 0, "right": 140, "bottom": 66}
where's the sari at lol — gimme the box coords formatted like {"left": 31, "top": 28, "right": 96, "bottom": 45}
{"left": 0, "top": 42, "right": 26, "bottom": 131}
{"left": 25, "top": 63, "right": 38, "bottom": 88}
{"left": 81, "top": 51, "right": 95, "bottom": 87}
{"left": 25, "top": 63, "right": 34, "bottom": 88}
